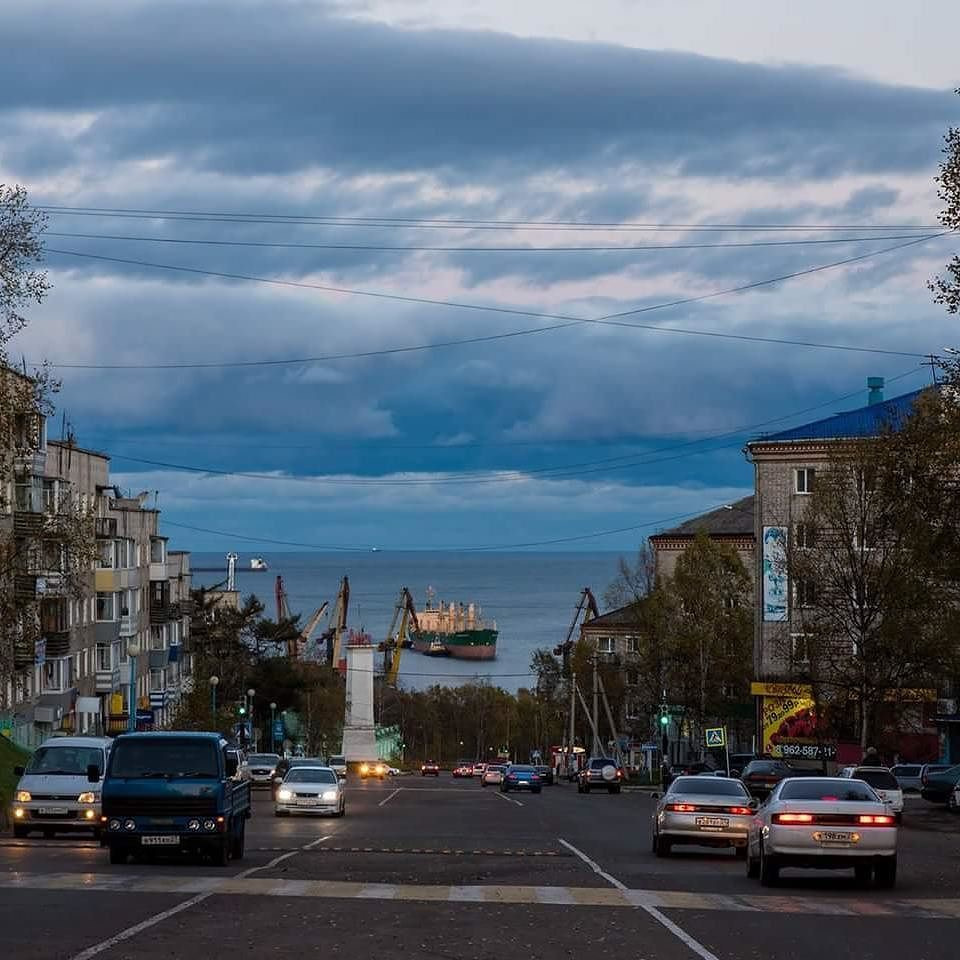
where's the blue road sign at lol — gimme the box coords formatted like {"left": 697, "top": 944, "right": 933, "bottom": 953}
{"left": 705, "top": 727, "right": 726, "bottom": 748}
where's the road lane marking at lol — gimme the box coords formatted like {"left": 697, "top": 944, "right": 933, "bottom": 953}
{"left": 65, "top": 847, "right": 303, "bottom": 960}
{"left": 302, "top": 834, "right": 333, "bottom": 850}
{"left": 378, "top": 788, "right": 402, "bottom": 807}
{"left": 11, "top": 871, "right": 960, "bottom": 919}
{"left": 559, "top": 838, "right": 720, "bottom": 960}
{"left": 495, "top": 791, "right": 524, "bottom": 807}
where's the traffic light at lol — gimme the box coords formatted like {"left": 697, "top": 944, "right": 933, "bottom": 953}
{"left": 660, "top": 713, "right": 669, "bottom": 726}
{"left": 238, "top": 704, "right": 247, "bottom": 716}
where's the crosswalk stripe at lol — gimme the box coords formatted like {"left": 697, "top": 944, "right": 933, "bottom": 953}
{"left": 2, "top": 871, "right": 958, "bottom": 919}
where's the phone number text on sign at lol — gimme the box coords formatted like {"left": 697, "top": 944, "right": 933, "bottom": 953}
{"left": 778, "top": 741, "right": 837, "bottom": 760}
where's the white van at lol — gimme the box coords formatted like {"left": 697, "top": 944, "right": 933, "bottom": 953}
{"left": 11, "top": 736, "right": 113, "bottom": 838}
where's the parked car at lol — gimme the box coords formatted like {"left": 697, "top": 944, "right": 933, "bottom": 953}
{"left": 745, "top": 777, "right": 898, "bottom": 888}
{"left": 472, "top": 762, "right": 487, "bottom": 778}
{"left": 663, "top": 762, "right": 712, "bottom": 788}
{"left": 890, "top": 763, "right": 923, "bottom": 793}
{"left": 578, "top": 757, "right": 625, "bottom": 794}
{"left": 950, "top": 781, "right": 960, "bottom": 813}
{"left": 840, "top": 767, "right": 904, "bottom": 819}
{"left": 920, "top": 763, "right": 960, "bottom": 804}
{"left": 740, "top": 759, "right": 794, "bottom": 799}
{"left": 328, "top": 755, "right": 348, "bottom": 779}
{"left": 533, "top": 764, "right": 554, "bottom": 785}
{"left": 482, "top": 764, "right": 506, "bottom": 787}
{"left": 359, "top": 760, "right": 388, "bottom": 780}
{"left": 275, "top": 765, "right": 345, "bottom": 818}
{"left": 11, "top": 736, "right": 113, "bottom": 839}
{"left": 452, "top": 761, "right": 474, "bottom": 778}
{"left": 652, "top": 775, "right": 757, "bottom": 858}
{"left": 501, "top": 765, "right": 542, "bottom": 793}
{"left": 728, "top": 754, "right": 757, "bottom": 778}
{"left": 241, "top": 753, "right": 281, "bottom": 788}
{"left": 420, "top": 760, "right": 440, "bottom": 777}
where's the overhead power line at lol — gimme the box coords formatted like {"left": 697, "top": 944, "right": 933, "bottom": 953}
{"left": 43, "top": 234, "right": 945, "bottom": 370}
{"left": 105, "top": 364, "right": 925, "bottom": 487}
{"left": 45, "top": 230, "right": 937, "bottom": 254}
{"left": 38, "top": 204, "right": 942, "bottom": 232}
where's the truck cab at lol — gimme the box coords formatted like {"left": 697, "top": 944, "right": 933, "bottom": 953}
{"left": 94, "top": 731, "right": 251, "bottom": 865}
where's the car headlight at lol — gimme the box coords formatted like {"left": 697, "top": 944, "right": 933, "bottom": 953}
{"left": 109, "top": 819, "right": 122, "bottom": 831}
{"left": 322, "top": 790, "right": 338, "bottom": 802}
{"left": 124, "top": 819, "right": 136, "bottom": 831}
{"left": 360, "top": 764, "right": 369, "bottom": 774}
{"left": 15, "top": 790, "right": 31, "bottom": 803}
{"left": 187, "top": 819, "right": 201, "bottom": 831}
{"left": 203, "top": 819, "right": 216, "bottom": 832}
{"left": 277, "top": 788, "right": 293, "bottom": 801}
{"left": 78, "top": 792, "right": 98, "bottom": 804}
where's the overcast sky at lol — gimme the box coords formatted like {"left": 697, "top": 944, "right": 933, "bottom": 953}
{"left": 1, "top": 0, "right": 957, "bottom": 552}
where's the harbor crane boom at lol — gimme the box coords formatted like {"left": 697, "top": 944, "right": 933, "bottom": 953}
{"left": 381, "top": 587, "right": 420, "bottom": 687}
{"left": 275, "top": 575, "right": 329, "bottom": 658}
{"left": 319, "top": 576, "right": 350, "bottom": 668}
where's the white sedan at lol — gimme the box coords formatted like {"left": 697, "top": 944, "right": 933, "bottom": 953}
{"left": 482, "top": 764, "right": 506, "bottom": 787}
{"left": 652, "top": 776, "right": 758, "bottom": 857}
{"left": 840, "top": 767, "right": 904, "bottom": 818}
{"left": 275, "top": 765, "right": 345, "bottom": 817}
{"left": 746, "top": 777, "right": 898, "bottom": 888}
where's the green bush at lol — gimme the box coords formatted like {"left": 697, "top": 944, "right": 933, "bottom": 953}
{"left": 0, "top": 735, "right": 31, "bottom": 830}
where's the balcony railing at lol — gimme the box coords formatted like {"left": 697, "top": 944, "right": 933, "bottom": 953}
{"left": 150, "top": 600, "right": 173, "bottom": 623}
{"left": 43, "top": 630, "right": 71, "bottom": 658}
{"left": 13, "top": 575, "right": 37, "bottom": 600}
{"left": 13, "top": 511, "right": 43, "bottom": 537}
{"left": 95, "top": 517, "right": 118, "bottom": 538}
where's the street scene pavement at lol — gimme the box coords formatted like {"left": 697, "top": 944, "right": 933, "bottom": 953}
{"left": 2, "top": 777, "right": 959, "bottom": 960}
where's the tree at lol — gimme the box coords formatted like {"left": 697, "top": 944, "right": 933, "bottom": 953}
{"left": 930, "top": 89, "right": 960, "bottom": 313}
{"left": 603, "top": 541, "right": 656, "bottom": 609}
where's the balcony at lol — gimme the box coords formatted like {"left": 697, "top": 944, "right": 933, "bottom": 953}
{"left": 13, "top": 510, "right": 43, "bottom": 537}
{"left": 95, "top": 517, "right": 118, "bottom": 538}
{"left": 95, "top": 668, "right": 122, "bottom": 693}
{"left": 13, "top": 574, "right": 37, "bottom": 600}
{"left": 13, "top": 637, "right": 36, "bottom": 671}
{"left": 43, "top": 630, "right": 71, "bottom": 658}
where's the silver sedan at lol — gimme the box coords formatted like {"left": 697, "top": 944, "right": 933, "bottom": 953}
{"left": 652, "top": 775, "right": 758, "bottom": 857}
{"left": 746, "top": 777, "right": 898, "bottom": 888}
{"left": 275, "top": 766, "right": 346, "bottom": 817}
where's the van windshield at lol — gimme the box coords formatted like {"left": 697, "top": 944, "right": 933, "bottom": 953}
{"left": 26, "top": 745, "right": 104, "bottom": 776}
{"left": 110, "top": 739, "right": 219, "bottom": 779}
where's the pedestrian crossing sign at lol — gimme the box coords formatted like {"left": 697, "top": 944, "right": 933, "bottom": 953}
{"left": 705, "top": 727, "right": 726, "bottom": 748}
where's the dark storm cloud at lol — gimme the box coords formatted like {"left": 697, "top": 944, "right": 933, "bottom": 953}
{"left": 0, "top": 1, "right": 954, "bottom": 182}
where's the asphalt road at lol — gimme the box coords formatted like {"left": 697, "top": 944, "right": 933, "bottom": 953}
{"left": 2, "top": 777, "right": 959, "bottom": 960}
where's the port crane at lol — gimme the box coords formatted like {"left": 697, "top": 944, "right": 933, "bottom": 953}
{"left": 380, "top": 587, "right": 420, "bottom": 686}
{"left": 319, "top": 576, "right": 350, "bottom": 668}
{"left": 274, "top": 576, "right": 329, "bottom": 659}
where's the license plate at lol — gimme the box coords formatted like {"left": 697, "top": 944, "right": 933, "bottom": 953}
{"left": 295, "top": 799, "right": 317, "bottom": 806}
{"left": 37, "top": 807, "right": 69, "bottom": 816}
{"left": 814, "top": 831, "right": 858, "bottom": 844}
{"left": 141, "top": 835, "right": 180, "bottom": 846}
{"left": 695, "top": 816, "right": 729, "bottom": 828}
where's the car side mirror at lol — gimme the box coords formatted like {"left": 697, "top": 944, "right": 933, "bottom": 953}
{"left": 13, "top": 765, "right": 25, "bottom": 778}
{"left": 86, "top": 764, "right": 101, "bottom": 784}
{"left": 748, "top": 798, "right": 759, "bottom": 810}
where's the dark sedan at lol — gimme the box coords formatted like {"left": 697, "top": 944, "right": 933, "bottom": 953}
{"left": 501, "top": 765, "right": 542, "bottom": 793}
{"left": 920, "top": 763, "right": 960, "bottom": 804}
{"left": 533, "top": 764, "right": 554, "bottom": 785}
{"left": 740, "top": 759, "right": 794, "bottom": 798}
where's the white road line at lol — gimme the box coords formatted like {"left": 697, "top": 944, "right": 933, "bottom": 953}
{"left": 495, "top": 791, "right": 523, "bottom": 807}
{"left": 379, "top": 788, "right": 402, "bottom": 807}
{"left": 303, "top": 834, "right": 333, "bottom": 850}
{"left": 558, "top": 838, "right": 720, "bottom": 960}
{"left": 66, "top": 848, "right": 304, "bottom": 960}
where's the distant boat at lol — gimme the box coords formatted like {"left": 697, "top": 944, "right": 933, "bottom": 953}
{"left": 371, "top": 547, "right": 380, "bottom": 553}
{"left": 249, "top": 557, "right": 269, "bottom": 571}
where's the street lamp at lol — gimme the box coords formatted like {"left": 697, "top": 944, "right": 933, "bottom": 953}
{"left": 247, "top": 688, "right": 256, "bottom": 748}
{"left": 270, "top": 701, "right": 277, "bottom": 752}
{"left": 126, "top": 638, "right": 141, "bottom": 733}
{"left": 210, "top": 675, "right": 220, "bottom": 726}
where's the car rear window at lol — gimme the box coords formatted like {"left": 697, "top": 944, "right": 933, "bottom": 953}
{"left": 670, "top": 777, "right": 750, "bottom": 797}
{"left": 780, "top": 779, "right": 877, "bottom": 802}
{"left": 892, "top": 765, "right": 920, "bottom": 777}
{"left": 854, "top": 770, "right": 899, "bottom": 789}
{"left": 744, "top": 761, "right": 788, "bottom": 774}
{"left": 590, "top": 758, "right": 616, "bottom": 769}
{"left": 510, "top": 765, "right": 535, "bottom": 773}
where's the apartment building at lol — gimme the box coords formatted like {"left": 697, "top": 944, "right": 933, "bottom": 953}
{"left": 744, "top": 378, "right": 941, "bottom": 762}
{"left": 0, "top": 407, "right": 191, "bottom": 745}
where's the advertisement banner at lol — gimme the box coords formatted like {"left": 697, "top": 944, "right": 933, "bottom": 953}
{"left": 762, "top": 525, "right": 788, "bottom": 621}
{"left": 760, "top": 689, "right": 820, "bottom": 758}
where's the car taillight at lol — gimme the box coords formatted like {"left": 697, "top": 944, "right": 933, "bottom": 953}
{"left": 616, "top": 769, "right": 623, "bottom": 778}
{"left": 773, "top": 813, "right": 814, "bottom": 824}
{"left": 727, "top": 806, "right": 752, "bottom": 816}
{"left": 668, "top": 803, "right": 697, "bottom": 812}
{"left": 857, "top": 814, "right": 895, "bottom": 826}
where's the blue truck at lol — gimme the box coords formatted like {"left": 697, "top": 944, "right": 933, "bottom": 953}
{"left": 90, "top": 731, "right": 251, "bottom": 866}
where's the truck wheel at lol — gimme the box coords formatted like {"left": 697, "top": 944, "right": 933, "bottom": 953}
{"left": 213, "top": 836, "right": 230, "bottom": 867}
{"left": 109, "top": 845, "right": 127, "bottom": 865}
{"left": 230, "top": 819, "right": 245, "bottom": 861}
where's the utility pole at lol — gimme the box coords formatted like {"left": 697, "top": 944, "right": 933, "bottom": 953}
{"left": 568, "top": 672, "right": 576, "bottom": 780}
{"left": 591, "top": 650, "right": 600, "bottom": 756}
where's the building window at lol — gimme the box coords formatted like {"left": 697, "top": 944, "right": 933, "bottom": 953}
{"left": 795, "top": 522, "right": 816, "bottom": 549}
{"left": 95, "top": 643, "right": 113, "bottom": 672}
{"left": 791, "top": 633, "right": 810, "bottom": 663}
{"left": 98, "top": 539, "right": 116, "bottom": 569}
{"left": 150, "top": 626, "right": 166, "bottom": 651}
{"left": 795, "top": 468, "right": 816, "bottom": 495}
{"left": 795, "top": 580, "right": 817, "bottom": 609}
{"left": 96, "top": 592, "right": 117, "bottom": 622}
{"left": 150, "top": 538, "right": 166, "bottom": 564}
{"left": 149, "top": 668, "right": 164, "bottom": 692}
{"left": 41, "top": 657, "right": 72, "bottom": 693}
{"left": 596, "top": 637, "right": 615, "bottom": 654}
{"left": 625, "top": 637, "right": 639, "bottom": 655}
{"left": 40, "top": 598, "right": 68, "bottom": 634}
{"left": 41, "top": 479, "right": 59, "bottom": 514}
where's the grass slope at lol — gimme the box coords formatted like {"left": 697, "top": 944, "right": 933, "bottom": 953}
{"left": 0, "top": 735, "right": 30, "bottom": 829}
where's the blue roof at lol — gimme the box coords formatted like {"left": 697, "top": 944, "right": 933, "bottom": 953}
{"left": 756, "top": 388, "right": 927, "bottom": 443}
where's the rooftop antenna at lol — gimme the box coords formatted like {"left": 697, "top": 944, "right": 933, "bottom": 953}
{"left": 226, "top": 552, "right": 238, "bottom": 592}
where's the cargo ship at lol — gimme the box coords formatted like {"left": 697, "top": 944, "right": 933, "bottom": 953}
{"left": 412, "top": 593, "right": 498, "bottom": 661}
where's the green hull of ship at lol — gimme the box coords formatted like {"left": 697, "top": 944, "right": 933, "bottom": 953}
{"left": 414, "top": 628, "right": 498, "bottom": 660}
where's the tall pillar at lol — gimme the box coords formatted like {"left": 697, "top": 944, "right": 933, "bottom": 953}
{"left": 341, "top": 636, "right": 378, "bottom": 762}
